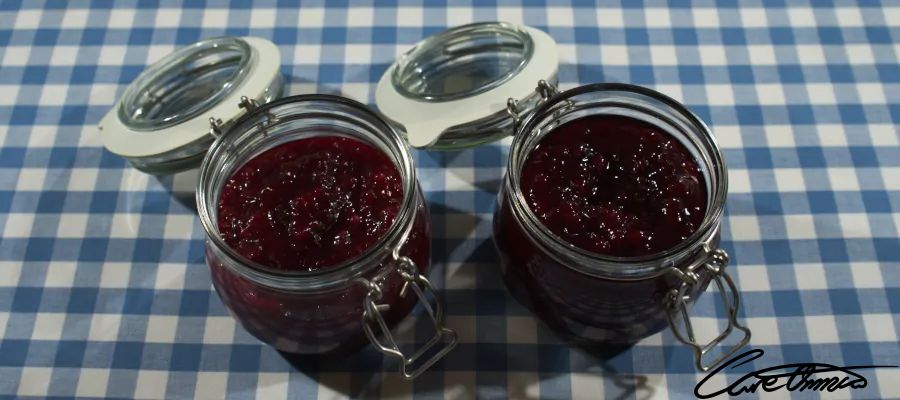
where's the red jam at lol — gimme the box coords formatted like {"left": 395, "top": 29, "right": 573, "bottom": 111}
{"left": 520, "top": 115, "right": 706, "bottom": 257}
{"left": 217, "top": 136, "right": 403, "bottom": 271}
{"left": 208, "top": 135, "right": 431, "bottom": 354}
{"left": 494, "top": 115, "right": 715, "bottom": 345}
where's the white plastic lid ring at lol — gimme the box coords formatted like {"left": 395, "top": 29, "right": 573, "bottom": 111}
{"left": 376, "top": 22, "right": 559, "bottom": 149}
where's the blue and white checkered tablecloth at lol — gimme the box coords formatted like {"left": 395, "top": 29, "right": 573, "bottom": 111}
{"left": 1, "top": 0, "right": 898, "bottom": 399}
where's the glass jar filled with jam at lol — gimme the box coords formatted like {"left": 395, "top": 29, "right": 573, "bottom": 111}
{"left": 376, "top": 23, "right": 750, "bottom": 371}
{"left": 494, "top": 84, "right": 750, "bottom": 370}
{"left": 99, "top": 37, "right": 456, "bottom": 379}
{"left": 196, "top": 96, "right": 456, "bottom": 378}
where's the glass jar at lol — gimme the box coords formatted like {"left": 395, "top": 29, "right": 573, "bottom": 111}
{"left": 196, "top": 96, "right": 457, "bottom": 378}
{"left": 493, "top": 83, "right": 750, "bottom": 371}
{"left": 99, "top": 36, "right": 458, "bottom": 378}
{"left": 376, "top": 23, "right": 750, "bottom": 371}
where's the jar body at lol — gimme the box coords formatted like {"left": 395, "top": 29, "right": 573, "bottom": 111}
{"left": 206, "top": 188, "right": 431, "bottom": 354}
{"left": 494, "top": 192, "right": 715, "bottom": 344}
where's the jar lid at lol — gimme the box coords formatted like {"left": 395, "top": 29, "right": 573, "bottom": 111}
{"left": 98, "top": 36, "right": 283, "bottom": 174}
{"left": 376, "top": 22, "right": 559, "bottom": 149}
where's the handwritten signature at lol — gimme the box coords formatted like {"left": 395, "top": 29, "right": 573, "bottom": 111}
{"left": 694, "top": 349, "right": 898, "bottom": 398}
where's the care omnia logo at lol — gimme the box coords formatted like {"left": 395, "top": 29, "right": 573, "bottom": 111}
{"left": 694, "top": 349, "right": 898, "bottom": 398}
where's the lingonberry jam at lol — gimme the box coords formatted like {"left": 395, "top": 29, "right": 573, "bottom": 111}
{"left": 217, "top": 136, "right": 403, "bottom": 271}
{"left": 520, "top": 115, "right": 706, "bottom": 257}
{"left": 206, "top": 133, "right": 430, "bottom": 354}
{"left": 495, "top": 102, "right": 723, "bottom": 346}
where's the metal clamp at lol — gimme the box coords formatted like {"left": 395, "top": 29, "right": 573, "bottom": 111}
{"left": 506, "top": 79, "right": 559, "bottom": 131}
{"left": 666, "top": 247, "right": 751, "bottom": 372}
{"left": 239, "top": 95, "right": 280, "bottom": 137}
{"left": 536, "top": 79, "right": 559, "bottom": 100}
{"left": 360, "top": 256, "right": 458, "bottom": 379}
{"left": 238, "top": 95, "right": 259, "bottom": 112}
{"left": 208, "top": 117, "right": 224, "bottom": 138}
{"left": 207, "top": 96, "right": 275, "bottom": 140}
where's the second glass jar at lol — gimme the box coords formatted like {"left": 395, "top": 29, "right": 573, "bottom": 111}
{"left": 493, "top": 83, "right": 750, "bottom": 371}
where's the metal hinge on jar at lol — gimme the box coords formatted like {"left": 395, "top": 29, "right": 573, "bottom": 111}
{"left": 208, "top": 96, "right": 278, "bottom": 138}
{"left": 359, "top": 255, "right": 458, "bottom": 379}
{"left": 506, "top": 79, "right": 560, "bottom": 130}
{"left": 665, "top": 245, "right": 751, "bottom": 372}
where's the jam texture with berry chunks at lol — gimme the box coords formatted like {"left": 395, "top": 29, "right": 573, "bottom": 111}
{"left": 495, "top": 115, "right": 714, "bottom": 345}
{"left": 520, "top": 115, "right": 707, "bottom": 257}
{"left": 209, "top": 136, "right": 431, "bottom": 354}
{"left": 217, "top": 136, "right": 404, "bottom": 271}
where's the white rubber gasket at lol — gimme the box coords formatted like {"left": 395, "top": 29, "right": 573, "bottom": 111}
{"left": 98, "top": 37, "right": 281, "bottom": 159}
{"left": 375, "top": 25, "right": 558, "bottom": 149}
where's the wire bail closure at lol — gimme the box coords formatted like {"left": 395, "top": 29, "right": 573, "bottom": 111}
{"left": 666, "top": 245, "right": 751, "bottom": 371}
{"left": 359, "top": 255, "right": 458, "bottom": 379}
{"left": 208, "top": 95, "right": 277, "bottom": 140}
{"left": 506, "top": 79, "right": 559, "bottom": 130}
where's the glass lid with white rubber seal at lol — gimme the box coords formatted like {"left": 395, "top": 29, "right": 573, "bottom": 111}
{"left": 97, "top": 36, "right": 283, "bottom": 174}
{"left": 380, "top": 21, "right": 751, "bottom": 372}
{"left": 376, "top": 22, "right": 559, "bottom": 150}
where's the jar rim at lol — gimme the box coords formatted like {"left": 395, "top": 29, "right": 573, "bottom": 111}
{"left": 506, "top": 82, "right": 729, "bottom": 279}
{"left": 196, "top": 94, "right": 419, "bottom": 291}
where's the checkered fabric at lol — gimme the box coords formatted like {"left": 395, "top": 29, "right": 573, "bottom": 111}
{"left": 1, "top": 0, "right": 898, "bottom": 399}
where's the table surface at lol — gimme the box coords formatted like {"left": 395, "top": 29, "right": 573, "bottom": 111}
{"left": 1, "top": 1, "right": 898, "bottom": 399}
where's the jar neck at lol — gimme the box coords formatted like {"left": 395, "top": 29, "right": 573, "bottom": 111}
{"left": 196, "top": 95, "right": 419, "bottom": 291}
{"left": 505, "top": 83, "right": 728, "bottom": 280}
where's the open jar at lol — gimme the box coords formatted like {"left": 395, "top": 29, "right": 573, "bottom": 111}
{"left": 98, "top": 37, "right": 457, "bottom": 379}
{"left": 494, "top": 84, "right": 750, "bottom": 371}
{"left": 197, "top": 96, "right": 456, "bottom": 378}
{"left": 376, "top": 22, "right": 750, "bottom": 371}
